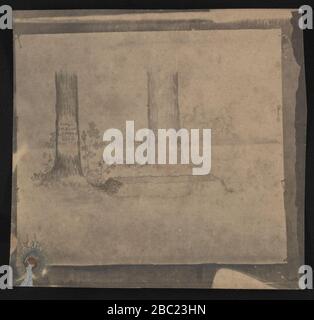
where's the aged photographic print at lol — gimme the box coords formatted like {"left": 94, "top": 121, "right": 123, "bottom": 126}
{"left": 11, "top": 9, "right": 306, "bottom": 288}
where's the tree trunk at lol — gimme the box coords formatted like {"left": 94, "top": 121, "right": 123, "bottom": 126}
{"left": 147, "top": 70, "right": 181, "bottom": 163}
{"left": 50, "top": 71, "right": 83, "bottom": 177}
{"left": 147, "top": 70, "right": 180, "bottom": 131}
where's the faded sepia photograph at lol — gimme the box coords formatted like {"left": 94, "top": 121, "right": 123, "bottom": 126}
{"left": 10, "top": 9, "right": 306, "bottom": 289}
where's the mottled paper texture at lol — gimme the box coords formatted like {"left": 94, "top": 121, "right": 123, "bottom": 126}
{"left": 11, "top": 10, "right": 305, "bottom": 287}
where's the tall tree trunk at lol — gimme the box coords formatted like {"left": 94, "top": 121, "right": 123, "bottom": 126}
{"left": 147, "top": 70, "right": 181, "bottom": 163}
{"left": 147, "top": 70, "right": 180, "bottom": 131}
{"left": 50, "top": 71, "right": 83, "bottom": 177}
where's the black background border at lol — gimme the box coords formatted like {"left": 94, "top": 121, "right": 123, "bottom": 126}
{"left": 0, "top": 0, "right": 313, "bottom": 300}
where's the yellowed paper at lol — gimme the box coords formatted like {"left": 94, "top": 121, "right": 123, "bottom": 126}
{"left": 11, "top": 9, "right": 305, "bottom": 288}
